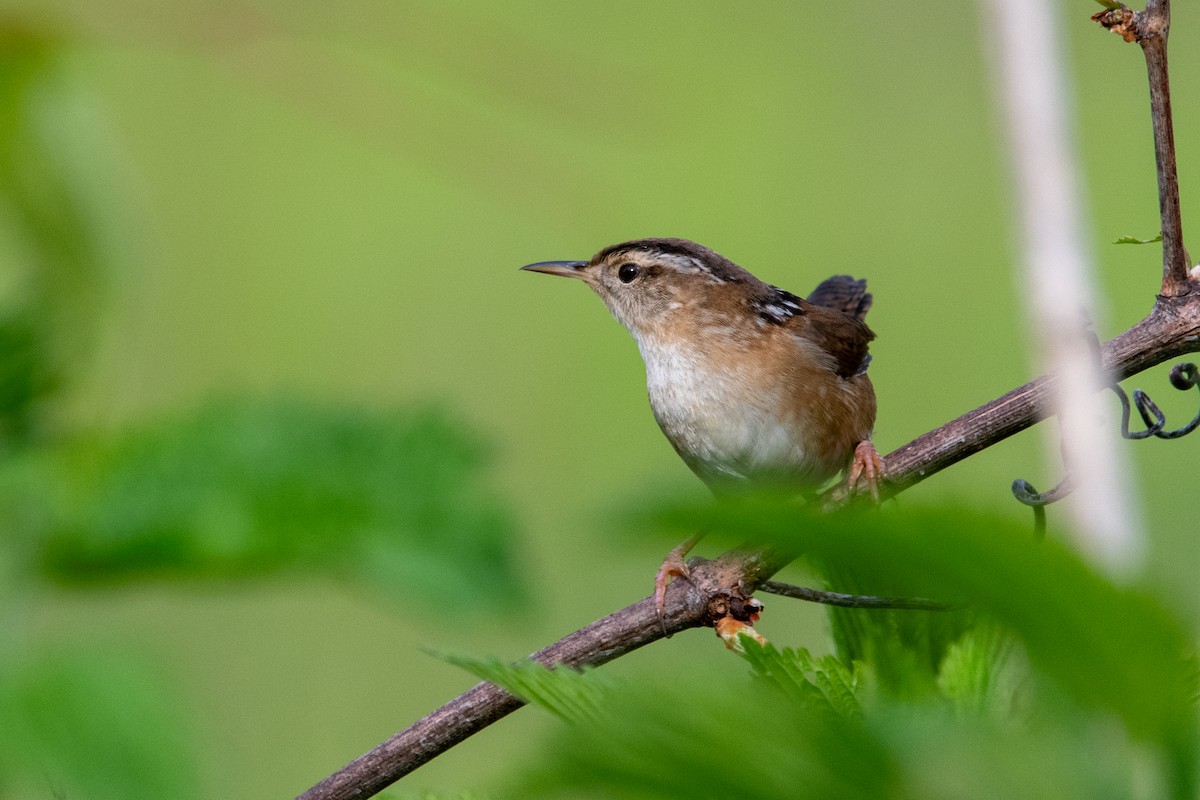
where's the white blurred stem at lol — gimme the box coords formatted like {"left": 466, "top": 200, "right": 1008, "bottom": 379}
{"left": 984, "top": 0, "right": 1143, "bottom": 575}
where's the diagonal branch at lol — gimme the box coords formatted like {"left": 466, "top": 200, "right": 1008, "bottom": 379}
{"left": 298, "top": 302, "right": 1200, "bottom": 800}
{"left": 867, "top": 301, "right": 1199, "bottom": 499}
{"left": 298, "top": 4, "right": 1200, "bottom": 799}
{"left": 296, "top": 549, "right": 778, "bottom": 800}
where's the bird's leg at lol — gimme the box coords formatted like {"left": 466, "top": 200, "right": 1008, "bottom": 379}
{"left": 653, "top": 532, "right": 704, "bottom": 629}
{"left": 847, "top": 440, "right": 885, "bottom": 501}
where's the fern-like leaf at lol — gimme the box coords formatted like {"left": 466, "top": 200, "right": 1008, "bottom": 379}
{"left": 441, "top": 654, "right": 610, "bottom": 723}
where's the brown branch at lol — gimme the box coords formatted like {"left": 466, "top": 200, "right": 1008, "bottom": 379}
{"left": 299, "top": 7, "right": 1200, "bottom": 799}
{"left": 868, "top": 300, "right": 1200, "bottom": 500}
{"left": 1094, "top": 0, "right": 1192, "bottom": 295}
{"left": 296, "top": 550, "right": 780, "bottom": 800}
{"left": 299, "top": 302, "right": 1200, "bottom": 800}
{"left": 758, "top": 580, "right": 952, "bottom": 611}
{"left": 1139, "top": 1, "right": 1191, "bottom": 294}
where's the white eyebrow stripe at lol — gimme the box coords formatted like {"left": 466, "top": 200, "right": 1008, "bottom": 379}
{"left": 658, "top": 254, "right": 703, "bottom": 273}
{"left": 653, "top": 253, "right": 726, "bottom": 283}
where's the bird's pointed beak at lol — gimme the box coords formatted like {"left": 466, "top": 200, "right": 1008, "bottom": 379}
{"left": 520, "top": 260, "right": 590, "bottom": 280}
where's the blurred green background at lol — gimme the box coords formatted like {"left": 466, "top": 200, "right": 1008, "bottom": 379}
{"left": 1, "top": 1, "right": 1197, "bottom": 797}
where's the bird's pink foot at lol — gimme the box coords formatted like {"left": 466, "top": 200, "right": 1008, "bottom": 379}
{"left": 847, "top": 440, "right": 885, "bottom": 502}
{"left": 653, "top": 534, "right": 702, "bottom": 631}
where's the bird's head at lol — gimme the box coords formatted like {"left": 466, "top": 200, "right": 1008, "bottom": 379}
{"left": 521, "top": 238, "right": 757, "bottom": 340}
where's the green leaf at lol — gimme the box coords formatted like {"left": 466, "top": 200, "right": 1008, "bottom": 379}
{"left": 441, "top": 654, "right": 611, "bottom": 723}
{"left": 1114, "top": 232, "right": 1162, "bottom": 244}
{"left": 495, "top": 499, "right": 1192, "bottom": 797}
{"left": 936, "top": 624, "right": 1022, "bottom": 717}
{"left": 515, "top": 618, "right": 1171, "bottom": 799}
{"left": 739, "top": 639, "right": 862, "bottom": 719}
{"left": 0, "top": 399, "right": 526, "bottom": 613}
{"left": 516, "top": 659, "right": 1159, "bottom": 800}
{"left": 657, "top": 499, "right": 1197, "bottom": 759}
{"left": 521, "top": 670, "right": 905, "bottom": 800}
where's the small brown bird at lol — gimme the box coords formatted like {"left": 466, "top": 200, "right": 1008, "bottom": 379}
{"left": 523, "top": 238, "right": 883, "bottom": 612}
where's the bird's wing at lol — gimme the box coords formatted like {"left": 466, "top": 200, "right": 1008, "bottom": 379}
{"left": 752, "top": 278, "right": 875, "bottom": 380}
{"left": 789, "top": 303, "right": 875, "bottom": 380}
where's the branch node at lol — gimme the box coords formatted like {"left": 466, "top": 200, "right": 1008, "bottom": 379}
{"left": 1092, "top": 5, "right": 1139, "bottom": 42}
{"left": 702, "top": 586, "right": 763, "bottom": 628}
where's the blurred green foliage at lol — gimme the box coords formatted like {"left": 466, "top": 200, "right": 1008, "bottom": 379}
{"left": 0, "top": 648, "right": 197, "bottom": 800}
{"left": 0, "top": 21, "right": 108, "bottom": 446}
{"left": 663, "top": 501, "right": 1196, "bottom": 755}
{"left": 3, "top": 399, "right": 524, "bottom": 609}
{"left": 0, "top": 15, "right": 526, "bottom": 799}
{"left": 467, "top": 502, "right": 1198, "bottom": 799}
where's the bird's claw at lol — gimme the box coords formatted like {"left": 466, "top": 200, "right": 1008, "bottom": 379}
{"left": 653, "top": 550, "right": 694, "bottom": 635}
{"left": 848, "top": 440, "right": 885, "bottom": 502}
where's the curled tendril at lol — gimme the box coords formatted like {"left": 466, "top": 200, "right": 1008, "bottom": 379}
{"left": 1011, "top": 361, "right": 1199, "bottom": 530}
{"left": 1112, "top": 362, "right": 1200, "bottom": 439}
{"left": 1011, "top": 476, "right": 1071, "bottom": 537}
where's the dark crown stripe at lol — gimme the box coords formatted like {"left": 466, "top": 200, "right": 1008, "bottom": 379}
{"left": 594, "top": 237, "right": 751, "bottom": 284}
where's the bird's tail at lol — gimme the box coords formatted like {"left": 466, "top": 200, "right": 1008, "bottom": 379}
{"left": 807, "top": 275, "right": 872, "bottom": 321}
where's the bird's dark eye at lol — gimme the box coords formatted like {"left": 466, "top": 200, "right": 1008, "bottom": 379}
{"left": 618, "top": 263, "right": 640, "bottom": 283}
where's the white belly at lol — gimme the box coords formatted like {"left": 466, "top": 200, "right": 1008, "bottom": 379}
{"left": 638, "top": 340, "right": 815, "bottom": 484}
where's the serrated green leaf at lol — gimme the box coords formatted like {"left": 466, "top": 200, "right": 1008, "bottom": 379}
{"left": 1114, "top": 233, "right": 1162, "bottom": 244}
{"left": 740, "top": 640, "right": 862, "bottom": 718}
{"left": 655, "top": 498, "right": 1197, "bottom": 760}
{"left": 811, "top": 653, "right": 864, "bottom": 719}
{"left": 516, "top": 487, "right": 1188, "bottom": 797}
{"left": 936, "top": 624, "right": 1022, "bottom": 717}
{"left": 520, "top": 670, "right": 905, "bottom": 800}
{"left": 516, "top": 659, "right": 1158, "bottom": 800}
{"left": 0, "top": 399, "right": 526, "bottom": 613}
{"left": 441, "top": 654, "right": 610, "bottom": 722}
